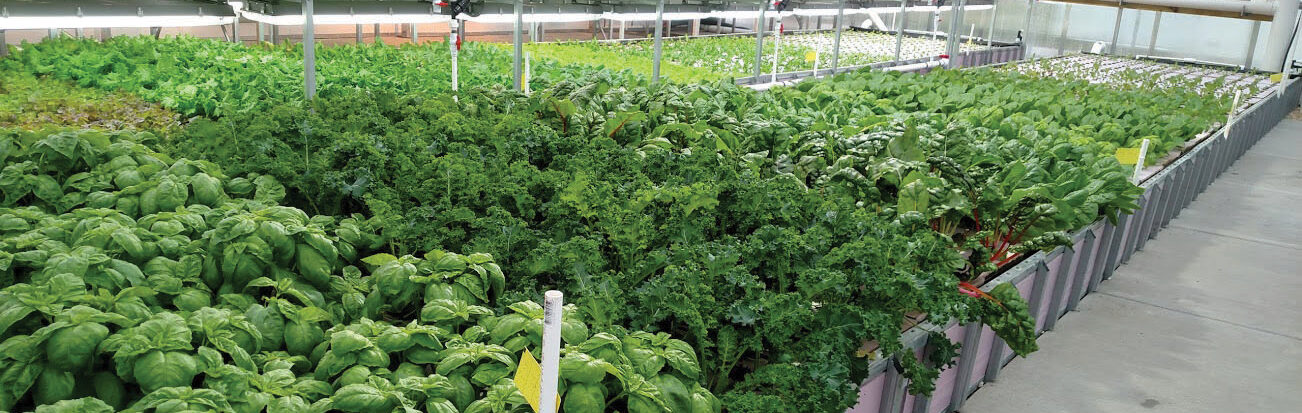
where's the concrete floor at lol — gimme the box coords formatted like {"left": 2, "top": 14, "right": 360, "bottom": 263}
{"left": 962, "top": 119, "right": 1302, "bottom": 413}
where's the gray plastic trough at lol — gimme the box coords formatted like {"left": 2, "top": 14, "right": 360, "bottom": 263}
{"left": 846, "top": 70, "right": 1302, "bottom": 413}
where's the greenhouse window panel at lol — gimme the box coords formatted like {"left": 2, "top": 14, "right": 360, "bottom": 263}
{"left": 0, "top": 0, "right": 236, "bottom": 29}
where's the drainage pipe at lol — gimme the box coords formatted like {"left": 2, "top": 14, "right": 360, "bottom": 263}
{"left": 884, "top": 57, "right": 949, "bottom": 72}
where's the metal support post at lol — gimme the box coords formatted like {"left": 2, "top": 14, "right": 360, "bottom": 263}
{"left": 257, "top": 23, "right": 264, "bottom": 42}
{"left": 1147, "top": 12, "right": 1161, "bottom": 54}
{"left": 100, "top": 28, "right": 111, "bottom": 41}
{"left": 894, "top": 0, "right": 907, "bottom": 61}
{"left": 653, "top": 0, "right": 666, "bottom": 83}
{"left": 272, "top": 25, "right": 280, "bottom": 44}
{"left": 620, "top": 20, "right": 626, "bottom": 39}
{"left": 451, "top": 20, "right": 460, "bottom": 92}
{"left": 232, "top": 16, "right": 240, "bottom": 43}
{"left": 356, "top": 24, "right": 363, "bottom": 43}
{"left": 513, "top": 0, "right": 524, "bottom": 91}
{"left": 771, "top": 18, "right": 783, "bottom": 83}
{"left": 1109, "top": 5, "right": 1123, "bottom": 54}
{"left": 304, "top": 0, "right": 317, "bottom": 100}
{"left": 1128, "top": 10, "right": 1142, "bottom": 49}
{"left": 1246, "top": 21, "right": 1262, "bottom": 68}
{"left": 1056, "top": 4, "right": 1071, "bottom": 56}
{"left": 412, "top": 23, "right": 419, "bottom": 43}
{"left": 0, "top": 31, "right": 6, "bottom": 57}
{"left": 947, "top": 0, "right": 967, "bottom": 67}
{"left": 374, "top": 23, "right": 382, "bottom": 43}
{"left": 691, "top": 19, "right": 701, "bottom": 36}
{"left": 932, "top": 1, "right": 940, "bottom": 39}
{"left": 753, "top": 5, "right": 769, "bottom": 79}
{"left": 833, "top": 0, "right": 846, "bottom": 71}
{"left": 1022, "top": 0, "right": 1035, "bottom": 48}
{"left": 987, "top": 3, "right": 998, "bottom": 46}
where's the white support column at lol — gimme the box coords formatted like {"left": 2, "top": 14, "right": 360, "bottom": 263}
{"left": 304, "top": 0, "right": 317, "bottom": 100}
{"left": 1108, "top": 5, "right": 1123, "bottom": 54}
{"left": 513, "top": 0, "right": 524, "bottom": 91}
{"left": 1246, "top": 21, "right": 1262, "bottom": 68}
{"left": 411, "top": 23, "right": 419, "bottom": 43}
{"left": 1147, "top": 11, "right": 1161, "bottom": 55}
{"left": 1056, "top": 4, "right": 1071, "bottom": 56}
{"left": 1264, "top": 0, "right": 1299, "bottom": 71}
{"left": 653, "top": 0, "right": 666, "bottom": 83}
{"left": 894, "top": 0, "right": 907, "bottom": 61}
{"left": 753, "top": 5, "right": 768, "bottom": 79}
{"left": 451, "top": 20, "right": 460, "bottom": 92}
{"left": 987, "top": 3, "right": 997, "bottom": 46}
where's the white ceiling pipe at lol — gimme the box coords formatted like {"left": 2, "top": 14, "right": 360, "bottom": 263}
{"left": 1264, "top": 0, "right": 1298, "bottom": 70}
{"left": 1096, "top": 0, "right": 1277, "bottom": 14}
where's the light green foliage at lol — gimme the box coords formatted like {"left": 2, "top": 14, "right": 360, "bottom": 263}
{"left": 0, "top": 129, "right": 707, "bottom": 413}
{"left": 0, "top": 71, "right": 179, "bottom": 133}
{"left": 0, "top": 35, "right": 1235, "bottom": 413}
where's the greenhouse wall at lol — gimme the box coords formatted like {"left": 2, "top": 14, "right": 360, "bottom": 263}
{"left": 848, "top": 76, "right": 1302, "bottom": 413}
{"left": 1012, "top": 0, "right": 1291, "bottom": 71}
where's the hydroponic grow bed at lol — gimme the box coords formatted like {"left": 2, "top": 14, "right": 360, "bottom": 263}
{"left": 850, "top": 58, "right": 1300, "bottom": 413}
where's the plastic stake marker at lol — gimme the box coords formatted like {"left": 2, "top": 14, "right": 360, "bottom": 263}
{"left": 1227, "top": 89, "right": 1241, "bottom": 136}
{"left": 538, "top": 291, "right": 563, "bottom": 413}
{"left": 1132, "top": 138, "right": 1150, "bottom": 184}
{"left": 1278, "top": 72, "right": 1287, "bottom": 98}
{"left": 810, "top": 50, "right": 820, "bottom": 78}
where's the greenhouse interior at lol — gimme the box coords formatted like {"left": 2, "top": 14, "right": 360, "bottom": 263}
{"left": 0, "top": 0, "right": 1299, "bottom": 412}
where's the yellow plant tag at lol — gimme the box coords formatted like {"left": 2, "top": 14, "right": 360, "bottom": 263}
{"left": 805, "top": 51, "right": 818, "bottom": 63}
{"left": 1270, "top": 73, "right": 1284, "bottom": 83}
{"left": 1115, "top": 147, "right": 1142, "bottom": 165}
{"left": 513, "top": 349, "right": 559, "bottom": 412}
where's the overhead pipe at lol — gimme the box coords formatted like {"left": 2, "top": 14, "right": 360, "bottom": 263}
{"left": 1264, "top": 0, "right": 1298, "bottom": 70}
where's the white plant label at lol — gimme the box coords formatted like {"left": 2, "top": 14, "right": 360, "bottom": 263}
{"left": 1132, "top": 138, "right": 1150, "bottom": 184}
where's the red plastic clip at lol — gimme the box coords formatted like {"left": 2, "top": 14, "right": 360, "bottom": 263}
{"left": 939, "top": 54, "right": 950, "bottom": 59}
